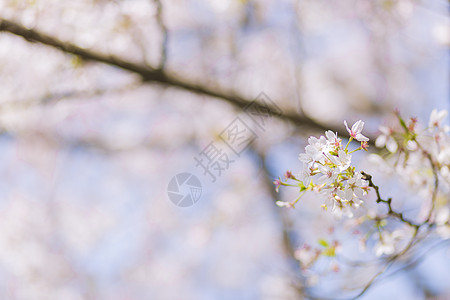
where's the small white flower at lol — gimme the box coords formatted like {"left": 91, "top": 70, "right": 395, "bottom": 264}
{"left": 299, "top": 152, "right": 314, "bottom": 167}
{"left": 375, "top": 126, "right": 398, "bottom": 153}
{"left": 344, "top": 120, "right": 369, "bottom": 142}
{"left": 298, "top": 168, "right": 312, "bottom": 186}
{"left": 295, "top": 246, "right": 319, "bottom": 270}
{"left": 303, "top": 136, "right": 328, "bottom": 162}
{"left": 375, "top": 232, "right": 395, "bottom": 256}
{"left": 341, "top": 173, "right": 367, "bottom": 206}
{"left": 329, "top": 150, "right": 352, "bottom": 171}
{"left": 308, "top": 136, "right": 328, "bottom": 151}
{"left": 406, "top": 140, "right": 418, "bottom": 151}
{"left": 325, "top": 130, "right": 341, "bottom": 149}
{"left": 437, "top": 147, "right": 450, "bottom": 166}
{"left": 429, "top": 109, "right": 448, "bottom": 129}
{"left": 441, "top": 166, "right": 450, "bottom": 184}
{"left": 347, "top": 172, "right": 368, "bottom": 194}
{"left": 331, "top": 205, "right": 354, "bottom": 219}
{"left": 317, "top": 165, "right": 338, "bottom": 185}
{"left": 276, "top": 201, "right": 294, "bottom": 208}
{"left": 336, "top": 188, "right": 353, "bottom": 202}
{"left": 436, "top": 207, "right": 450, "bottom": 239}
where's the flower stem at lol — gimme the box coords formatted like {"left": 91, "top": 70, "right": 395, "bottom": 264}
{"left": 349, "top": 147, "right": 362, "bottom": 154}
{"left": 292, "top": 191, "right": 306, "bottom": 206}
{"left": 345, "top": 137, "right": 353, "bottom": 152}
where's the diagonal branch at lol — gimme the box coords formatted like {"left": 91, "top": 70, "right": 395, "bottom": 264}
{"left": 0, "top": 18, "right": 362, "bottom": 140}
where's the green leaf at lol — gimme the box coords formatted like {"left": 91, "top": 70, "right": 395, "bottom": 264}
{"left": 318, "top": 238, "right": 329, "bottom": 248}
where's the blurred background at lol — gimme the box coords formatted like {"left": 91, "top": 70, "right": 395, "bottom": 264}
{"left": 0, "top": 0, "right": 448, "bottom": 299}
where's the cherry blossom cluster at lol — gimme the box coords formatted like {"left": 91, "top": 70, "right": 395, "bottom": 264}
{"left": 371, "top": 109, "right": 450, "bottom": 239}
{"left": 349, "top": 213, "right": 417, "bottom": 257}
{"left": 274, "top": 120, "right": 371, "bottom": 217}
{"left": 295, "top": 239, "right": 340, "bottom": 271}
{"left": 275, "top": 109, "right": 449, "bottom": 268}
{"left": 374, "top": 109, "right": 450, "bottom": 184}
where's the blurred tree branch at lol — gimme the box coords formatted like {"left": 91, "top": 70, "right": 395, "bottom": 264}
{"left": 0, "top": 18, "right": 374, "bottom": 142}
{"left": 0, "top": 83, "right": 140, "bottom": 111}
{"left": 153, "top": 0, "right": 168, "bottom": 69}
{"left": 251, "top": 146, "right": 306, "bottom": 297}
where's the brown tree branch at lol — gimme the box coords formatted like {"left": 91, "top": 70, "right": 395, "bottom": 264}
{"left": 0, "top": 18, "right": 368, "bottom": 141}
{"left": 361, "top": 172, "right": 421, "bottom": 228}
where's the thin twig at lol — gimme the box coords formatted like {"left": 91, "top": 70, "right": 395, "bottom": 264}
{"left": 351, "top": 226, "right": 419, "bottom": 299}
{"left": 361, "top": 172, "right": 420, "bottom": 228}
{"left": 153, "top": 0, "right": 168, "bottom": 69}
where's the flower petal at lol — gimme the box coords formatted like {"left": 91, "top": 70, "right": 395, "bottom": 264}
{"left": 344, "top": 120, "right": 351, "bottom": 134}
{"left": 352, "top": 120, "right": 364, "bottom": 134}
{"left": 375, "top": 135, "right": 387, "bottom": 147}
{"left": 355, "top": 133, "right": 369, "bottom": 142}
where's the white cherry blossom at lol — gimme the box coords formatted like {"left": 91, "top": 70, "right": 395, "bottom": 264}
{"left": 429, "top": 109, "right": 448, "bottom": 129}
{"left": 298, "top": 168, "right": 312, "bottom": 186}
{"left": 436, "top": 207, "right": 450, "bottom": 239}
{"left": 329, "top": 150, "right": 352, "bottom": 171}
{"left": 317, "top": 164, "right": 338, "bottom": 185}
{"left": 305, "top": 136, "right": 328, "bottom": 161}
{"left": 375, "top": 125, "right": 398, "bottom": 153}
{"left": 344, "top": 120, "right": 369, "bottom": 142}
{"left": 325, "top": 130, "right": 341, "bottom": 150}
{"left": 375, "top": 232, "right": 396, "bottom": 256}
